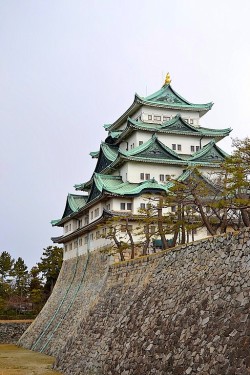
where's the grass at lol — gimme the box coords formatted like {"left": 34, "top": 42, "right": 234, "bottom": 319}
{"left": 0, "top": 344, "right": 62, "bottom": 375}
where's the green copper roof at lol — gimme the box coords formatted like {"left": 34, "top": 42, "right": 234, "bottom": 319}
{"left": 61, "top": 193, "right": 88, "bottom": 219}
{"left": 188, "top": 140, "right": 228, "bottom": 163}
{"left": 90, "top": 151, "right": 99, "bottom": 158}
{"left": 138, "top": 83, "right": 213, "bottom": 112}
{"left": 90, "top": 173, "right": 171, "bottom": 199}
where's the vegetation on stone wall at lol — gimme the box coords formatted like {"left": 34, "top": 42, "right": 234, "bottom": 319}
{"left": 0, "top": 246, "right": 63, "bottom": 319}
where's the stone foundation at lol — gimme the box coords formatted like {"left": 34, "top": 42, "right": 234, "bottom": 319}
{"left": 19, "top": 229, "right": 250, "bottom": 374}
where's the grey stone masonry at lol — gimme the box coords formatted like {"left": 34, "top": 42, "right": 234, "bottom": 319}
{"left": 20, "top": 229, "right": 250, "bottom": 374}
{"left": 0, "top": 322, "right": 31, "bottom": 344}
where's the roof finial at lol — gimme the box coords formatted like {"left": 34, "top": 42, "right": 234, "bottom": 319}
{"left": 164, "top": 72, "right": 171, "bottom": 86}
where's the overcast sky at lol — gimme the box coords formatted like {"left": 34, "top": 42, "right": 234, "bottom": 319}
{"left": 1, "top": 0, "right": 250, "bottom": 268}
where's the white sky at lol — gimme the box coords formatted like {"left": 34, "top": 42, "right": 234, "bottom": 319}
{"left": 1, "top": 0, "right": 250, "bottom": 268}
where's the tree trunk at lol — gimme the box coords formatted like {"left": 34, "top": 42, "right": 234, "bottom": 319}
{"left": 157, "top": 197, "right": 169, "bottom": 250}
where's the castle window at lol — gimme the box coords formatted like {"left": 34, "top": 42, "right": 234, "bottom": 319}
{"left": 106, "top": 204, "right": 110, "bottom": 210}
{"left": 84, "top": 236, "right": 88, "bottom": 244}
{"left": 65, "top": 225, "right": 68, "bottom": 233}
{"left": 191, "top": 146, "right": 195, "bottom": 152}
{"left": 163, "top": 116, "right": 170, "bottom": 122}
{"left": 96, "top": 231, "right": 100, "bottom": 239}
{"left": 145, "top": 173, "right": 150, "bottom": 180}
{"left": 74, "top": 240, "right": 78, "bottom": 249}
{"left": 69, "top": 243, "right": 72, "bottom": 251}
{"left": 165, "top": 174, "right": 170, "bottom": 180}
{"left": 78, "top": 219, "right": 82, "bottom": 228}
{"left": 177, "top": 144, "right": 182, "bottom": 151}
{"left": 64, "top": 245, "right": 68, "bottom": 252}
{"left": 127, "top": 203, "right": 132, "bottom": 210}
{"left": 190, "top": 119, "right": 194, "bottom": 124}
{"left": 140, "top": 203, "right": 146, "bottom": 209}
{"left": 154, "top": 115, "right": 161, "bottom": 121}
{"left": 94, "top": 208, "right": 100, "bottom": 217}
{"left": 120, "top": 202, "right": 126, "bottom": 210}
{"left": 140, "top": 173, "right": 144, "bottom": 180}
{"left": 171, "top": 206, "right": 177, "bottom": 213}
{"left": 69, "top": 224, "right": 71, "bottom": 231}
{"left": 90, "top": 233, "right": 94, "bottom": 241}
{"left": 172, "top": 144, "right": 176, "bottom": 150}
{"left": 79, "top": 238, "right": 82, "bottom": 246}
{"left": 139, "top": 141, "right": 143, "bottom": 146}
{"left": 90, "top": 211, "right": 93, "bottom": 220}
{"left": 196, "top": 146, "right": 200, "bottom": 151}
{"left": 148, "top": 115, "right": 152, "bottom": 120}
{"left": 84, "top": 216, "right": 89, "bottom": 225}
{"left": 159, "top": 174, "right": 164, "bottom": 181}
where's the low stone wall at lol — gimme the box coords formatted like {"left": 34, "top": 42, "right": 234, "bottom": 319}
{"left": 20, "top": 228, "right": 250, "bottom": 374}
{"left": 0, "top": 321, "right": 32, "bottom": 344}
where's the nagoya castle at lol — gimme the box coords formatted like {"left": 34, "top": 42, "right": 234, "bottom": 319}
{"left": 51, "top": 73, "right": 231, "bottom": 260}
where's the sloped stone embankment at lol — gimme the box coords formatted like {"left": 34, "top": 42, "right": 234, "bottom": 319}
{"left": 20, "top": 229, "right": 250, "bottom": 374}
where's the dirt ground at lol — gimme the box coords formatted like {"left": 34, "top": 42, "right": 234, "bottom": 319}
{"left": 0, "top": 344, "right": 62, "bottom": 375}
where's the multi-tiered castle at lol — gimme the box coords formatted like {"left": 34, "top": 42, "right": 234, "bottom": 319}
{"left": 51, "top": 74, "right": 231, "bottom": 260}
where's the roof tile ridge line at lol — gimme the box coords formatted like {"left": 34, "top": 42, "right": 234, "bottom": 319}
{"left": 188, "top": 139, "right": 229, "bottom": 161}
{"left": 93, "top": 172, "right": 121, "bottom": 180}
{"left": 120, "top": 135, "right": 155, "bottom": 157}
{"left": 169, "top": 85, "right": 213, "bottom": 107}
{"left": 161, "top": 114, "right": 199, "bottom": 131}
{"left": 152, "top": 135, "right": 184, "bottom": 160}
{"left": 188, "top": 139, "right": 215, "bottom": 160}
{"left": 200, "top": 125, "right": 232, "bottom": 132}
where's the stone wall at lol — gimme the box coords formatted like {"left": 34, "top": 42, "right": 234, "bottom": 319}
{"left": 0, "top": 321, "right": 31, "bottom": 344}
{"left": 19, "top": 229, "right": 250, "bottom": 374}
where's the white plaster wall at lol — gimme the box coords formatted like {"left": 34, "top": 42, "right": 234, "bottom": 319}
{"left": 140, "top": 106, "right": 201, "bottom": 126}
{"left": 125, "top": 161, "right": 184, "bottom": 183}
{"left": 124, "top": 130, "right": 214, "bottom": 156}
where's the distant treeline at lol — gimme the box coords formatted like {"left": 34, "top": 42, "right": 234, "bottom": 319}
{"left": 0, "top": 246, "right": 63, "bottom": 319}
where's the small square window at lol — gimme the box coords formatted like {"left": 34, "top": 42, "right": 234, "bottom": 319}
{"left": 165, "top": 174, "right": 170, "bottom": 180}
{"left": 154, "top": 115, "right": 161, "bottom": 121}
{"left": 163, "top": 116, "right": 170, "bottom": 122}
{"left": 172, "top": 144, "right": 176, "bottom": 150}
{"left": 148, "top": 115, "right": 152, "bottom": 120}
{"left": 140, "top": 203, "right": 146, "bottom": 209}
{"left": 140, "top": 173, "right": 144, "bottom": 180}
{"left": 196, "top": 146, "right": 200, "bottom": 151}
{"left": 139, "top": 141, "right": 143, "bottom": 146}
{"left": 159, "top": 174, "right": 164, "bottom": 181}
{"left": 177, "top": 144, "right": 182, "bottom": 151}
{"left": 145, "top": 173, "right": 150, "bottom": 180}
{"left": 127, "top": 203, "right": 132, "bottom": 210}
{"left": 191, "top": 146, "right": 195, "bottom": 152}
{"left": 120, "top": 202, "right": 126, "bottom": 210}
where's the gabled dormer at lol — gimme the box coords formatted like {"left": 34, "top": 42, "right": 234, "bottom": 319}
{"left": 188, "top": 140, "right": 228, "bottom": 164}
